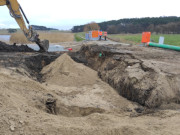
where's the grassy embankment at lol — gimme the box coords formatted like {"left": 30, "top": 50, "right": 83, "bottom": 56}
{"left": 108, "top": 34, "right": 180, "bottom": 46}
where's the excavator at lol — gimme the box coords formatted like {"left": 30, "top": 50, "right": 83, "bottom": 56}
{"left": 0, "top": 0, "right": 49, "bottom": 52}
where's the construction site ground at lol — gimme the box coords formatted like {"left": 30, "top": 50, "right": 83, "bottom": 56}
{"left": 0, "top": 40, "right": 180, "bottom": 135}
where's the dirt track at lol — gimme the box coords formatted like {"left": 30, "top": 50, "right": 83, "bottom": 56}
{"left": 0, "top": 41, "right": 180, "bottom": 135}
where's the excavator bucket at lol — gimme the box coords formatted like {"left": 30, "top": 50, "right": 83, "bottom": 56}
{"left": 37, "top": 39, "right": 49, "bottom": 52}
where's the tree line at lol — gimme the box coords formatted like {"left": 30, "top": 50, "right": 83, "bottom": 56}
{"left": 71, "top": 16, "right": 180, "bottom": 34}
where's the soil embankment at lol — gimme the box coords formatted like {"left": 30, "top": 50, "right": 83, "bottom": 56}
{"left": 0, "top": 41, "right": 34, "bottom": 52}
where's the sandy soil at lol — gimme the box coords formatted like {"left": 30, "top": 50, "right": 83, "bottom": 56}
{"left": 0, "top": 41, "right": 180, "bottom": 135}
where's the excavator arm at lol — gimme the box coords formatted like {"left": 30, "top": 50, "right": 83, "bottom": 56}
{"left": 0, "top": 0, "right": 49, "bottom": 52}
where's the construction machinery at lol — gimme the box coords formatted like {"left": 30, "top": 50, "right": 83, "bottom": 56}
{"left": 0, "top": 0, "right": 49, "bottom": 52}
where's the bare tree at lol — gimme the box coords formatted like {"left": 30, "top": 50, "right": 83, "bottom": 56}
{"left": 83, "top": 22, "right": 100, "bottom": 32}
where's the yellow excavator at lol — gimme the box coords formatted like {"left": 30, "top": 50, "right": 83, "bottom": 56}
{"left": 0, "top": 0, "right": 49, "bottom": 52}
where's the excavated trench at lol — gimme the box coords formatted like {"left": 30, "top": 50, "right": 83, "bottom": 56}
{"left": 70, "top": 45, "right": 180, "bottom": 109}
{"left": 0, "top": 40, "right": 63, "bottom": 81}
{"left": 0, "top": 43, "right": 105, "bottom": 116}
{"left": 0, "top": 52, "right": 61, "bottom": 81}
{"left": 1, "top": 42, "right": 180, "bottom": 114}
{"left": 69, "top": 45, "right": 156, "bottom": 107}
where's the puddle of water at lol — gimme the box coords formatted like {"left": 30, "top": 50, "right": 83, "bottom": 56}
{"left": 28, "top": 44, "right": 68, "bottom": 52}
{"left": 0, "top": 35, "right": 67, "bottom": 52}
{"left": 0, "top": 35, "right": 11, "bottom": 42}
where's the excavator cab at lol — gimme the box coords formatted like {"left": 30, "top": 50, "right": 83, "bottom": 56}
{"left": 0, "top": 0, "right": 49, "bottom": 52}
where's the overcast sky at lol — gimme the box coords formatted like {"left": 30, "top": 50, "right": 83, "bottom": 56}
{"left": 0, "top": 0, "right": 179, "bottom": 30}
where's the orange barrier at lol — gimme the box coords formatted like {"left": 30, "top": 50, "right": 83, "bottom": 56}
{"left": 92, "top": 31, "right": 99, "bottom": 38}
{"left": 142, "top": 32, "right": 151, "bottom": 43}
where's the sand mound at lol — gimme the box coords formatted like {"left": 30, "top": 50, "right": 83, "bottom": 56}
{"left": 41, "top": 53, "right": 98, "bottom": 86}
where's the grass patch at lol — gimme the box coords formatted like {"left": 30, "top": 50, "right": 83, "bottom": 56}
{"left": 108, "top": 34, "right": 180, "bottom": 46}
{"left": 74, "top": 32, "right": 85, "bottom": 41}
{"left": 10, "top": 31, "right": 74, "bottom": 44}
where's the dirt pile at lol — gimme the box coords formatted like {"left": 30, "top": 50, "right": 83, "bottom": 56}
{"left": 41, "top": 53, "right": 98, "bottom": 87}
{"left": 0, "top": 41, "right": 34, "bottom": 52}
{"left": 70, "top": 45, "right": 180, "bottom": 108}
